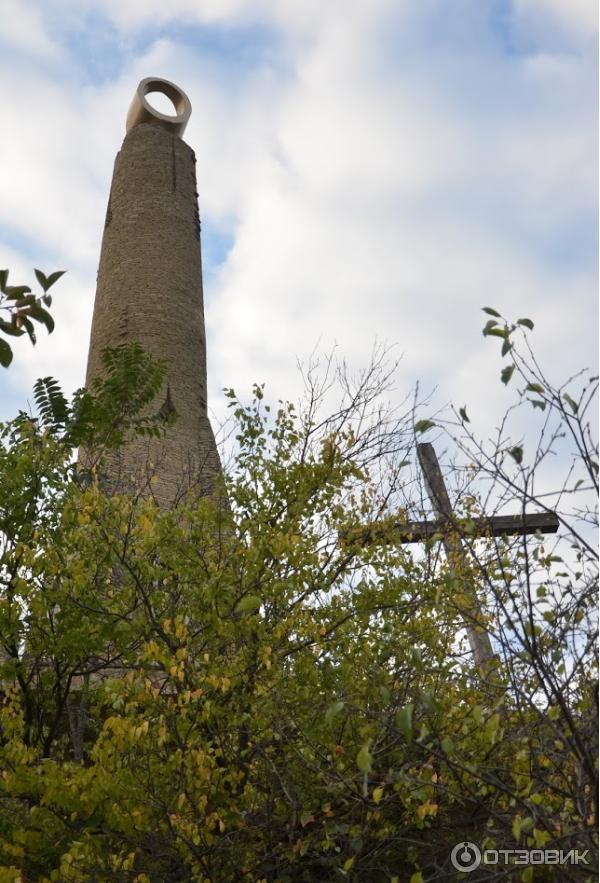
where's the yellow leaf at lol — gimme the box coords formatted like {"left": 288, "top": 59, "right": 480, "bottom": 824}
{"left": 410, "top": 873, "right": 424, "bottom": 883}
{"left": 373, "top": 786, "right": 384, "bottom": 804}
{"left": 416, "top": 800, "right": 438, "bottom": 820}
{"left": 343, "top": 857, "right": 354, "bottom": 872}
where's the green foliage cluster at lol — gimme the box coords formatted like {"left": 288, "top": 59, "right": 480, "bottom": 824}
{"left": 0, "top": 270, "right": 63, "bottom": 367}
{"left": 0, "top": 328, "right": 596, "bottom": 880}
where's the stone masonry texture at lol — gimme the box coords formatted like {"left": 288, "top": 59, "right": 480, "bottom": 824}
{"left": 84, "top": 122, "right": 223, "bottom": 508}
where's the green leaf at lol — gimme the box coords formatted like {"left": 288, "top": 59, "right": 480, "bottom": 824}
{"left": 472, "top": 705, "right": 484, "bottom": 726}
{"left": 325, "top": 700, "right": 345, "bottom": 726}
{"left": 14, "top": 295, "right": 36, "bottom": 308}
{"left": 484, "top": 712, "right": 501, "bottom": 743}
{"left": 33, "top": 377, "right": 69, "bottom": 427}
{"left": 458, "top": 406, "right": 469, "bottom": 423}
{"left": 420, "top": 690, "right": 441, "bottom": 714}
{"left": 441, "top": 736, "right": 454, "bottom": 755}
{"left": 0, "top": 318, "right": 25, "bottom": 337}
{"left": 34, "top": 269, "right": 48, "bottom": 290}
{"left": 501, "top": 337, "right": 512, "bottom": 357}
{"left": 526, "top": 383, "right": 544, "bottom": 394}
{"left": 21, "top": 317, "right": 36, "bottom": 344}
{"left": 530, "top": 399, "right": 546, "bottom": 410}
{"left": 379, "top": 685, "right": 390, "bottom": 702}
{"left": 356, "top": 742, "right": 372, "bottom": 773}
{"left": 563, "top": 393, "right": 578, "bottom": 414}
{"left": 501, "top": 365, "right": 515, "bottom": 385}
{"left": 517, "top": 318, "right": 534, "bottom": 330}
{"left": 0, "top": 338, "right": 13, "bottom": 367}
{"left": 27, "top": 304, "right": 54, "bottom": 334}
{"left": 234, "top": 594, "right": 262, "bottom": 614}
{"left": 482, "top": 307, "right": 501, "bottom": 317}
{"left": 34, "top": 269, "right": 65, "bottom": 291}
{"left": 509, "top": 446, "right": 523, "bottom": 465}
{"left": 410, "top": 873, "right": 424, "bottom": 883}
{"left": 396, "top": 704, "right": 414, "bottom": 740}
{"left": 483, "top": 326, "right": 506, "bottom": 339}
{"left": 482, "top": 319, "right": 499, "bottom": 335}
{"left": 4, "top": 285, "right": 32, "bottom": 300}
{"left": 415, "top": 419, "right": 435, "bottom": 434}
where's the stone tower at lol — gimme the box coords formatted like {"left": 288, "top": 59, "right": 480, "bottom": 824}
{"left": 84, "top": 77, "right": 223, "bottom": 508}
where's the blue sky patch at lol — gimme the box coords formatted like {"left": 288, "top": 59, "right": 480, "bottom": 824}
{"left": 47, "top": 11, "right": 285, "bottom": 87}
{"left": 202, "top": 222, "right": 235, "bottom": 287}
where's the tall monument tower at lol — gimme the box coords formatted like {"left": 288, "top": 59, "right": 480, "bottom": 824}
{"left": 84, "top": 77, "right": 223, "bottom": 508}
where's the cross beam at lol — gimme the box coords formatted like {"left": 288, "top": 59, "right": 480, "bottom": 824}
{"left": 351, "top": 443, "right": 559, "bottom": 679}
{"left": 393, "top": 511, "right": 559, "bottom": 544}
{"left": 354, "top": 511, "right": 559, "bottom": 545}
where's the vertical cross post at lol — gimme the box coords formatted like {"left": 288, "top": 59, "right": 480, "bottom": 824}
{"left": 417, "top": 443, "right": 498, "bottom": 678}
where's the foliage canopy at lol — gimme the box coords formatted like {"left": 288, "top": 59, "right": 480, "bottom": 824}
{"left": 0, "top": 320, "right": 596, "bottom": 881}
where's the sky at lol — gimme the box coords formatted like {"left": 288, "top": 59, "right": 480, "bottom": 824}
{"left": 0, "top": 0, "right": 597, "bottom": 479}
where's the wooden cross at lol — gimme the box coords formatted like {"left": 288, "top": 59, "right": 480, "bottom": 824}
{"left": 416, "top": 443, "right": 558, "bottom": 674}
{"left": 353, "top": 443, "right": 559, "bottom": 677}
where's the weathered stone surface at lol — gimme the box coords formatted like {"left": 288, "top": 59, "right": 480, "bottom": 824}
{"left": 84, "top": 121, "right": 223, "bottom": 508}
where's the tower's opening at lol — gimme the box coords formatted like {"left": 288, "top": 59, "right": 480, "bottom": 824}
{"left": 145, "top": 90, "right": 178, "bottom": 117}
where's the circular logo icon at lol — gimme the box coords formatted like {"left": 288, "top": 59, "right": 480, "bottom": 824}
{"left": 450, "top": 841, "right": 482, "bottom": 873}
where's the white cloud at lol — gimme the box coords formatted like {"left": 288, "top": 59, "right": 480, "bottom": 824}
{"left": 513, "top": 0, "right": 598, "bottom": 41}
{"left": 0, "top": 0, "right": 58, "bottom": 58}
